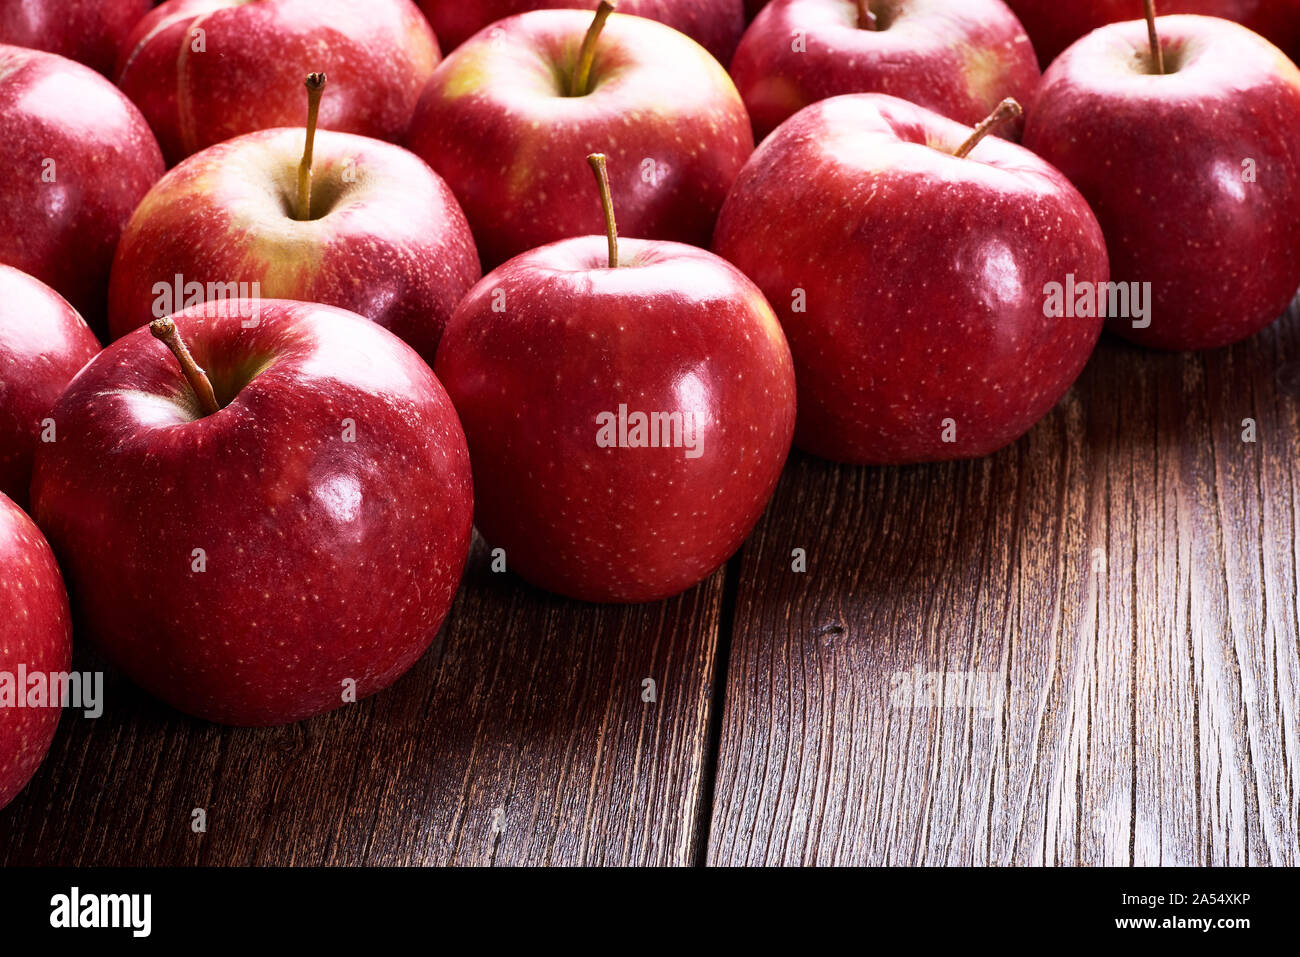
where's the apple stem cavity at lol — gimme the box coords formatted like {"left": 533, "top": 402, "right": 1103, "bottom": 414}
{"left": 953, "top": 98, "right": 1022, "bottom": 159}
{"left": 1143, "top": 0, "right": 1165, "bottom": 75}
{"left": 855, "top": 0, "right": 879, "bottom": 30}
{"left": 587, "top": 152, "right": 619, "bottom": 268}
{"left": 570, "top": 1, "right": 615, "bottom": 97}
{"left": 150, "top": 317, "right": 221, "bottom": 416}
{"left": 297, "top": 72, "right": 327, "bottom": 221}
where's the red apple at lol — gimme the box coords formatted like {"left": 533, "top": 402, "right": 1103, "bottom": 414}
{"left": 730, "top": 0, "right": 1041, "bottom": 141}
{"left": 0, "top": 491, "right": 72, "bottom": 812}
{"left": 434, "top": 154, "right": 795, "bottom": 603}
{"left": 117, "top": 0, "right": 440, "bottom": 165}
{"left": 407, "top": 5, "right": 754, "bottom": 268}
{"left": 0, "top": 0, "right": 151, "bottom": 75}
{"left": 107, "top": 76, "right": 480, "bottom": 365}
{"left": 713, "top": 93, "right": 1108, "bottom": 464}
{"left": 0, "top": 266, "right": 100, "bottom": 511}
{"left": 416, "top": 0, "right": 746, "bottom": 65}
{"left": 31, "top": 300, "right": 474, "bottom": 725}
{"left": 0, "top": 44, "right": 164, "bottom": 335}
{"left": 1023, "top": 15, "right": 1300, "bottom": 350}
{"left": 1004, "top": 0, "right": 1300, "bottom": 66}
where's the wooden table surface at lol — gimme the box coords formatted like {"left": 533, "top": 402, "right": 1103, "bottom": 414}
{"left": 3, "top": 302, "right": 1299, "bottom": 868}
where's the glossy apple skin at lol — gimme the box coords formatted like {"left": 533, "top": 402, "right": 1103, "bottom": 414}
{"left": 31, "top": 301, "right": 474, "bottom": 726}
{"left": 0, "top": 0, "right": 151, "bottom": 75}
{"left": 0, "top": 267, "right": 100, "bottom": 511}
{"left": 1004, "top": 0, "right": 1300, "bottom": 66}
{"left": 1024, "top": 17, "right": 1300, "bottom": 350}
{"left": 417, "top": 0, "right": 746, "bottom": 65}
{"left": 0, "top": 491, "right": 72, "bottom": 812}
{"left": 713, "top": 94, "right": 1108, "bottom": 464}
{"left": 731, "top": 0, "right": 1040, "bottom": 141}
{"left": 117, "top": 0, "right": 440, "bottom": 165}
{"left": 0, "top": 45, "right": 164, "bottom": 335}
{"left": 435, "top": 236, "right": 796, "bottom": 603}
{"left": 407, "top": 10, "right": 754, "bottom": 268}
{"left": 107, "top": 128, "right": 480, "bottom": 365}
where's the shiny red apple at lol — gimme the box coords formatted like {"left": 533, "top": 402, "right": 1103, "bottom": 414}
{"left": 1004, "top": 0, "right": 1300, "bottom": 66}
{"left": 31, "top": 300, "right": 474, "bottom": 725}
{"left": 416, "top": 0, "right": 746, "bottom": 64}
{"left": 434, "top": 155, "right": 795, "bottom": 602}
{"left": 713, "top": 93, "right": 1108, "bottom": 464}
{"left": 108, "top": 76, "right": 479, "bottom": 365}
{"left": 1023, "top": 14, "right": 1300, "bottom": 350}
{"left": 730, "top": 0, "right": 1040, "bottom": 141}
{"left": 407, "top": 5, "right": 753, "bottom": 267}
{"left": 0, "top": 44, "right": 163, "bottom": 335}
{"left": 0, "top": 491, "right": 72, "bottom": 812}
{"left": 0, "top": 0, "right": 151, "bottom": 75}
{"left": 117, "top": 0, "right": 440, "bottom": 165}
{"left": 0, "top": 266, "right": 100, "bottom": 511}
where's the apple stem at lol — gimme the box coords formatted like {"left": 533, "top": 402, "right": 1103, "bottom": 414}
{"left": 953, "top": 98, "right": 1022, "bottom": 159}
{"left": 570, "top": 1, "right": 615, "bottom": 97}
{"left": 855, "top": 0, "right": 878, "bottom": 30}
{"left": 1143, "top": 0, "right": 1165, "bottom": 74}
{"left": 150, "top": 318, "right": 221, "bottom": 416}
{"left": 587, "top": 153, "right": 619, "bottom": 268}
{"left": 296, "top": 72, "right": 327, "bottom": 221}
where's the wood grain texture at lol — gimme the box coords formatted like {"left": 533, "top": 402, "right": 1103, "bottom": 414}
{"left": 705, "top": 306, "right": 1300, "bottom": 866}
{"left": 0, "top": 536, "right": 725, "bottom": 866}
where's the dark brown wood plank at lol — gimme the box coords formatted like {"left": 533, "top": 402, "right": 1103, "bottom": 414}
{"left": 0, "top": 535, "right": 725, "bottom": 865}
{"left": 706, "top": 305, "right": 1300, "bottom": 866}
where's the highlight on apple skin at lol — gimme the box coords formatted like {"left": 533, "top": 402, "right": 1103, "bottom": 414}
{"left": 406, "top": 7, "right": 754, "bottom": 268}
{"left": 1024, "top": 15, "right": 1300, "bottom": 351}
{"left": 713, "top": 93, "right": 1109, "bottom": 465}
{"left": 0, "top": 491, "right": 72, "bottom": 812}
{"left": 729, "top": 0, "right": 1041, "bottom": 142}
{"left": 106, "top": 127, "right": 481, "bottom": 366}
{"left": 0, "top": 43, "right": 164, "bottom": 336}
{"left": 0, "top": 266, "right": 101, "bottom": 511}
{"left": 0, "top": 0, "right": 151, "bottom": 76}
{"left": 31, "top": 300, "right": 475, "bottom": 726}
{"left": 116, "top": 0, "right": 441, "bottom": 165}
